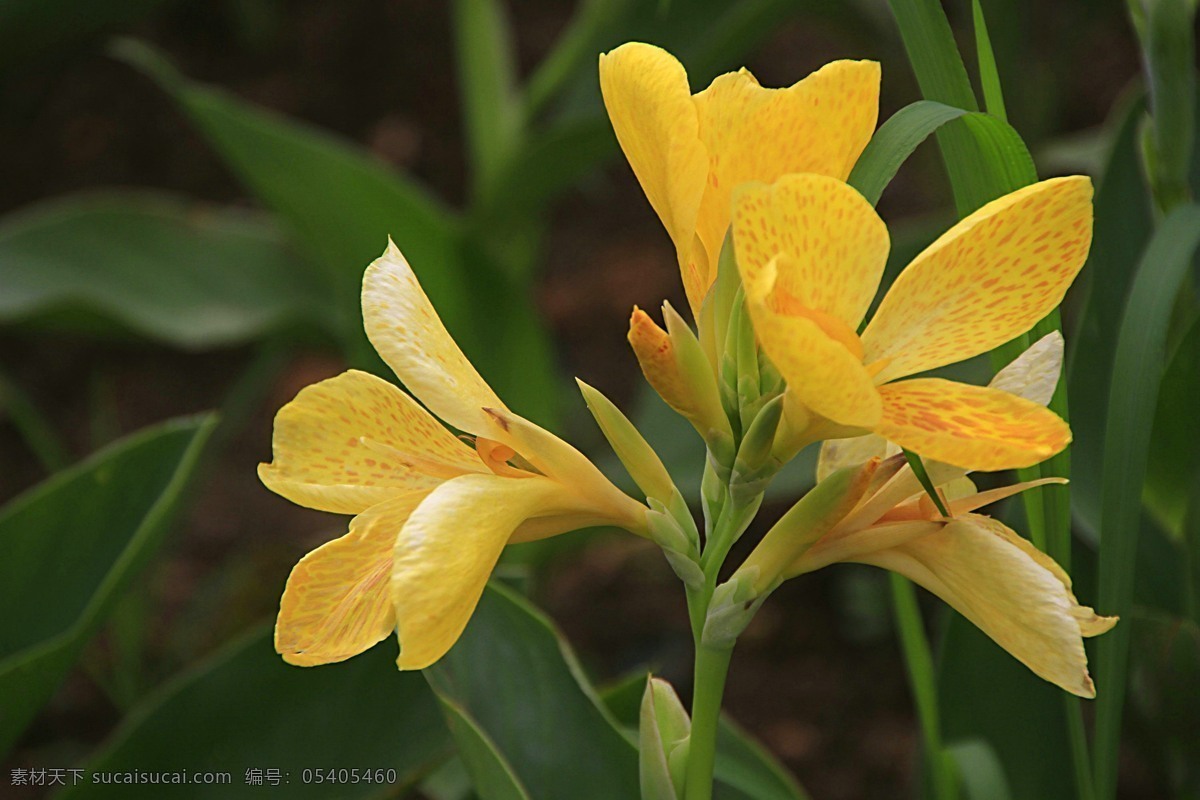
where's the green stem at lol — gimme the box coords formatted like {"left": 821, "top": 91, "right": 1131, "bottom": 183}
{"left": 1064, "top": 695, "right": 1096, "bottom": 800}
{"left": 890, "top": 574, "right": 958, "bottom": 800}
{"left": 682, "top": 643, "right": 734, "bottom": 800}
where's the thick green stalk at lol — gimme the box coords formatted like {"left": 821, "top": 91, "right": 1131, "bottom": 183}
{"left": 682, "top": 643, "right": 734, "bottom": 800}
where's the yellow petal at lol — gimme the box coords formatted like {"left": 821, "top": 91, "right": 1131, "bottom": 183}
{"left": 479, "top": 407, "right": 648, "bottom": 535}
{"left": 855, "top": 514, "right": 1115, "bottom": 697}
{"left": 862, "top": 177, "right": 1093, "bottom": 383}
{"left": 747, "top": 300, "right": 881, "bottom": 427}
{"left": 628, "top": 306, "right": 693, "bottom": 418}
{"left": 599, "top": 43, "right": 709, "bottom": 314}
{"left": 391, "top": 474, "right": 581, "bottom": 669}
{"left": 733, "top": 174, "right": 888, "bottom": 328}
{"left": 877, "top": 378, "right": 1071, "bottom": 471}
{"left": 259, "top": 370, "right": 482, "bottom": 514}
{"left": 692, "top": 61, "right": 880, "bottom": 300}
{"left": 817, "top": 434, "right": 895, "bottom": 482}
{"left": 989, "top": 331, "right": 1064, "bottom": 406}
{"left": 275, "top": 492, "right": 426, "bottom": 666}
{"left": 362, "top": 241, "right": 507, "bottom": 436}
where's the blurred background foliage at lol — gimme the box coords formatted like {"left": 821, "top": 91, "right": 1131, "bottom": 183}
{"left": 0, "top": 0, "right": 1196, "bottom": 798}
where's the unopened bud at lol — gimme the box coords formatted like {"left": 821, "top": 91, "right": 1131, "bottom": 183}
{"left": 577, "top": 379, "right": 675, "bottom": 504}
{"left": 640, "top": 677, "right": 691, "bottom": 800}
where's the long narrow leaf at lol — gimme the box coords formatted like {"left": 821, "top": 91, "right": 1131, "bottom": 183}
{"left": 1093, "top": 203, "right": 1200, "bottom": 800}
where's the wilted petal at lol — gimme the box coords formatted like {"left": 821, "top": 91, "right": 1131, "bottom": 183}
{"left": 275, "top": 492, "right": 427, "bottom": 666}
{"left": 362, "top": 242, "right": 507, "bottom": 437}
{"left": 877, "top": 378, "right": 1071, "bottom": 471}
{"left": 862, "top": 177, "right": 1092, "bottom": 383}
{"left": 259, "top": 369, "right": 482, "bottom": 514}
{"left": 854, "top": 514, "right": 1116, "bottom": 697}
{"left": 391, "top": 474, "right": 584, "bottom": 669}
{"left": 989, "top": 331, "right": 1064, "bottom": 406}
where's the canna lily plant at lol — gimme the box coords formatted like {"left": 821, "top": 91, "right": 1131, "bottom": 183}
{"left": 259, "top": 39, "right": 1117, "bottom": 800}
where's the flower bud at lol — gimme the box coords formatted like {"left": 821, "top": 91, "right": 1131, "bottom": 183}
{"left": 639, "top": 677, "right": 691, "bottom": 800}
{"left": 577, "top": 379, "right": 675, "bottom": 504}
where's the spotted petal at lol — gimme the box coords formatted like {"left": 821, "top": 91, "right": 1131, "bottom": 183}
{"left": 259, "top": 369, "right": 482, "bottom": 514}
{"left": 362, "top": 242, "right": 507, "bottom": 437}
{"left": 275, "top": 492, "right": 427, "bottom": 666}
{"left": 692, "top": 61, "right": 880, "bottom": 301}
{"left": 877, "top": 378, "right": 1071, "bottom": 471}
{"left": 862, "top": 177, "right": 1092, "bottom": 383}
{"left": 733, "top": 173, "right": 888, "bottom": 327}
{"left": 854, "top": 514, "right": 1116, "bottom": 697}
{"left": 391, "top": 474, "right": 583, "bottom": 669}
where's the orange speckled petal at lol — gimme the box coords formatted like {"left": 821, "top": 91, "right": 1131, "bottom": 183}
{"left": 877, "top": 378, "right": 1071, "bottom": 471}
{"left": 362, "top": 241, "right": 507, "bottom": 437}
{"left": 391, "top": 474, "right": 581, "bottom": 669}
{"left": 691, "top": 61, "right": 879, "bottom": 283}
{"left": 862, "top": 177, "right": 1093, "bottom": 382}
{"left": 259, "top": 370, "right": 482, "bottom": 514}
{"left": 733, "top": 174, "right": 888, "bottom": 327}
{"left": 599, "top": 43, "right": 709, "bottom": 314}
{"left": 275, "top": 492, "right": 427, "bottom": 666}
{"left": 748, "top": 300, "right": 881, "bottom": 427}
{"left": 854, "top": 514, "right": 1116, "bottom": 697}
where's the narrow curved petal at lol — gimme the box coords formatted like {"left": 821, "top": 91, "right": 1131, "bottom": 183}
{"left": 259, "top": 369, "right": 482, "bottom": 514}
{"left": 362, "top": 242, "right": 507, "bottom": 436}
{"left": 854, "top": 514, "right": 1115, "bottom": 697}
{"left": 599, "top": 43, "right": 709, "bottom": 313}
{"left": 862, "top": 177, "right": 1093, "bottom": 383}
{"left": 748, "top": 301, "right": 881, "bottom": 427}
{"left": 275, "top": 492, "right": 427, "bottom": 666}
{"left": 733, "top": 174, "right": 888, "bottom": 327}
{"left": 990, "top": 331, "right": 1064, "bottom": 406}
{"left": 877, "top": 378, "right": 1071, "bottom": 471}
{"left": 692, "top": 61, "right": 880, "bottom": 287}
{"left": 479, "top": 407, "right": 648, "bottom": 534}
{"left": 391, "top": 474, "right": 583, "bottom": 669}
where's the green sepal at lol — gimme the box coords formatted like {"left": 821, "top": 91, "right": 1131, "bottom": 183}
{"left": 639, "top": 677, "right": 692, "bottom": 800}
{"left": 577, "top": 378, "right": 676, "bottom": 505}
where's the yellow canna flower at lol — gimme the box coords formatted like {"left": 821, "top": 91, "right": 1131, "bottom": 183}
{"left": 734, "top": 454, "right": 1115, "bottom": 698}
{"left": 733, "top": 172, "right": 1092, "bottom": 471}
{"left": 599, "top": 42, "right": 879, "bottom": 319}
{"left": 260, "top": 241, "right": 649, "bottom": 670}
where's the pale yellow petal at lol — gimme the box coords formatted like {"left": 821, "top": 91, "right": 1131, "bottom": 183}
{"left": 391, "top": 474, "right": 583, "bottom": 669}
{"left": 599, "top": 43, "right": 709, "bottom": 314}
{"left": 862, "top": 177, "right": 1093, "bottom": 382}
{"left": 362, "top": 241, "right": 507, "bottom": 436}
{"left": 275, "top": 492, "right": 426, "bottom": 666}
{"left": 733, "top": 174, "right": 888, "bottom": 327}
{"left": 854, "top": 514, "right": 1115, "bottom": 697}
{"left": 989, "top": 331, "right": 1064, "bottom": 406}
{"left": 747, "top": 300, "right": 881, "bottom": 427}
{"left": 479, "top": 407, "right": 648, "bottom": 535}
{"left": 692, "top": 61, "right": 880, "bottom": 294}
{"left": 259, "top": 369, "right": 482, "bottom": 514}
{"left": 877, "top": 379, "right": 1071, "bottom": 471}
{"left": 817, "top": 434, "right": 896, "bottom": 482}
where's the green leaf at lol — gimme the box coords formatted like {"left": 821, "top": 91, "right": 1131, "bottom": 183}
{"left": 946, "top": 739, "right": 1012, "bottom": 800}
{"left": 60, "top": 626, "right": 452, "bottom": 799}
{"left": 0, "top": 191, "right": 330, "bottom": 348}
{"left": 424, "top": 583, "right": 640, "bottom": 800}
{"left": 849, "top": 100, "right": 968, "bottom": 205}
{"left": 1068, "top": 91, "right": 1155, "bottom": 539}
{"left": 1145, "top": 314, "right": 1200, "bottom": 536}
{"left": 1138, "top": 0, "right": 1196, "bottom": 212}
{"left": 0, "top": 414, "right": 216, "bottom": 756}
{"left": 970, "top": 0, "right": 1008, "bottom": 121}
{"left": 454, "top": 0, "right": 524, "bottom": 201}
{"left": 1093, "top": 203, "right": 1200, "bottom": 800}
{"left": 109, "top": 38, "right": 470, "bottom": 351}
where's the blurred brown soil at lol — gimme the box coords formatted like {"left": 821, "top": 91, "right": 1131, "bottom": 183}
{"left": 0, "top": 2, "right": 1146, "bottom": 799}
